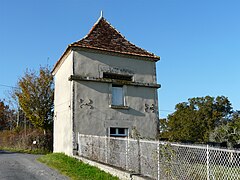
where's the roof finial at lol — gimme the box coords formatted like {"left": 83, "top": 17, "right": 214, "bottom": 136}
{"left": 100, "top": 10, "right": 103, "bottom": 18}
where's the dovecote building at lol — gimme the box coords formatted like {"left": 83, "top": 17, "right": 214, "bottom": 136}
{"left": 52, "top": 15, "right": 160, "bottom": 155}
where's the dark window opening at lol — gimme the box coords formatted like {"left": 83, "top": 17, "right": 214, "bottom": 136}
{"left": 110, "top": 128, "right": 116, "bottom": 135}
{"left": 103, "top": 72, "right": 132, "bottom": 81}
{"left": 118, "top": 128, "right": 125, "bottom": 134}
{"left": 109, "top": 127, "right": 128, "bottom": 137}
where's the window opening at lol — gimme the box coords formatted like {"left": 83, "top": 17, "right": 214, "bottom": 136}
{"left": 109, "top": 127, "right": 128, "bottom": 137}
{"left": 112, "top": 84, "right": 124, "bottom": 106}
{"left": 103, "top": 72, "right": 132, "bottom": 81}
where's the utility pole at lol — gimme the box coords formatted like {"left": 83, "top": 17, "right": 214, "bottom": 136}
{"left": 24, "top": 115, "right": 26, "bottom": 137}
{"left": 17, "top": 107, "right": 19, "bottom": 128}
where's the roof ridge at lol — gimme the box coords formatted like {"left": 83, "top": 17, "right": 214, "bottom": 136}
{"left": 72, "top": 16, "right": 104, "bottom": 45}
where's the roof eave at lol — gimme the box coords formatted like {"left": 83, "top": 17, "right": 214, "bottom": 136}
{"left": 52, "top": 46, "right": 72, "bottom": 75}
{"left": 70, "top": 44, "right": 160, "bottom": 62}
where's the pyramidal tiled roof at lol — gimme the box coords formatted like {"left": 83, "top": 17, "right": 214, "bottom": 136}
{"left": 71, "top": 16, "right": 160, "bottom": 60}
{"left": 52, "top": 16, "right": 159, "bottom": 74}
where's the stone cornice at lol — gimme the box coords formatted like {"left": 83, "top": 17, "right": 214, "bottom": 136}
{"left": 69, "top": 75, "right": 161, "bottom": 89}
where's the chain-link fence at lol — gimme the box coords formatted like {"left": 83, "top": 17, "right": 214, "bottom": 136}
{"left": 78, "top": 133, "right": 240, "bottom": 180}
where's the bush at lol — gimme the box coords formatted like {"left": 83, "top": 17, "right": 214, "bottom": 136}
{"left": 0, "top": 128, "right": 53, "bottom": 153}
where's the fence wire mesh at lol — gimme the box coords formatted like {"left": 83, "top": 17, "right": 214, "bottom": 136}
{"left": 78, "top": 134, "right": 240, "bottom": 180}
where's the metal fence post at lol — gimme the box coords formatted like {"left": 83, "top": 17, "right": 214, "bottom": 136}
{"left": 78, "top": 133, "right": 81, "bottom": 156}
{"left": 91, "top": 135, "right": 93, "bottom": 158}
{"left": 125, "top": 137, "right": 129, "bottom": 170}
{"left": 157, "top": 141, "right": 160, "bottom": 180}
{"left": 207, "top": 145, "right": 209, "bottom": 180}
{"left": 137, "top": 138, "right": 141, "bottom": 174}
{"left": 105, "top": 136, "right": 108, "bottom": 163}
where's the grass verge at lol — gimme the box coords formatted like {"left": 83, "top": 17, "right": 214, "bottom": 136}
{"left": 38, "top": 153, "right": 119, "bottom": 180}
{"left": 0, "top": 146, "right": 50, "bottom": 154}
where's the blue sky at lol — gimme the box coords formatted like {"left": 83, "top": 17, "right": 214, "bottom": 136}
{"left": 1, "top": 0, "right": 240, "bottom": 117}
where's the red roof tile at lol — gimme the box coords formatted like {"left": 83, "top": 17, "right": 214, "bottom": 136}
{"left": 71, "top": 17, "right": 160, "bottom": 60}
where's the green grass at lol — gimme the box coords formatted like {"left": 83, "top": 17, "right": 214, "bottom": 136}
{"left": 168, "top": 162, "right": 240, "bottom": 180}
{"left": 0, "top": 146, "right": 50, "bottom": 154}
{"left": 37, "top": 153, "right": 119, "bottom": 180}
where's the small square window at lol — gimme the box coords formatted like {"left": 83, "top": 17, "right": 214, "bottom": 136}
{"left": 110, "top": 128, "right": 116, "bottom": 135}
{"left": 118, "top": 128, "right": 125, "bottom": 135}
{"left": 109, "top": 127, "right": 128, "bottom": 137}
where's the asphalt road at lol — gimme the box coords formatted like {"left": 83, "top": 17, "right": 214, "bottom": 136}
{"left": 0, "top": 150, "right": 69, "bottom": 180}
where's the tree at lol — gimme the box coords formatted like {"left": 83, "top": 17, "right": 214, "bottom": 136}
{"left": 160, "top": 96, "right": 232, "bottom": 143}
{"left": 0, "top": 100, "right": 9, "bottom": 130}
{"left": 0, "top": 99, "right": 14, "bottom": 130}
{"left": 209, "top": 111, "right": 240, "bottom": 147}
{"left": 15, "top": 66, "right": 54, "bottom": 132}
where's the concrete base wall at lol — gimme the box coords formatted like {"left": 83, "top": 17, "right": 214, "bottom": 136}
{"left": 73, "top": 156, "right": 148, "bottom": 180}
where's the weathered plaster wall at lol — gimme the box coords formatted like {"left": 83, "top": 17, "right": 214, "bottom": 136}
{"left": 53, "top": 51, "right": 73, "bottom": 155}
{"left": 73, "top": 50, "right": 156, "bottom": 84}
{"left": 73, "top": 50, "right": 159, "bottom": 139}
{"left": 74, "top": 81, "right": 158, "bottom": 138}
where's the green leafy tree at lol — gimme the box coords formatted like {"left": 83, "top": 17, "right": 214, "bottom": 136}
{"left": 209, "top": 111, "right": 240, "bottom": 147}
{"left": 15, "top": 66, "right": 54, "bottom": 132}
{"left": 0, "top": 100, "right": 13, "bottom": 130}
{"left": 159, "top": 118, "right": 168, "bottom": 134}
{"left": 160, "top": 96, "right": 232, "bottom": 143}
